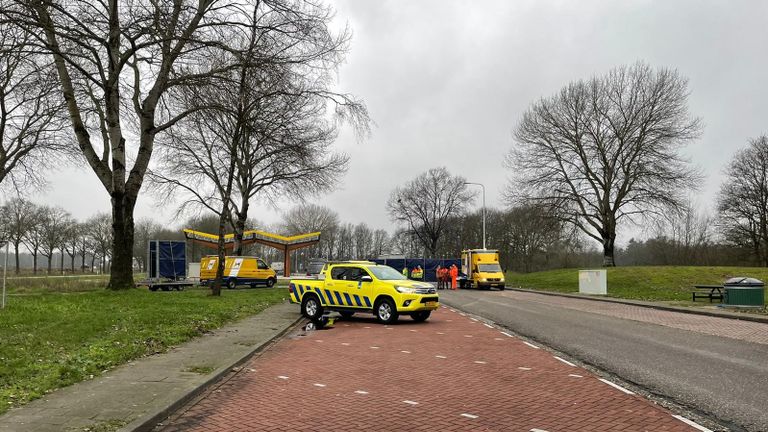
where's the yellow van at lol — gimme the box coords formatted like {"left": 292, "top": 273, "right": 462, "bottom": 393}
{"left": 461, "top": 249, "right": 505, "bottom": 290}
{"left": 200, "top": 256, "right": 277, "bottom": 289}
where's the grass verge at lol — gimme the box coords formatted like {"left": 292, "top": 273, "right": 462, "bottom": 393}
{"left": 505, "top": 266, "right": 768, "bottom": 304}
{"left": 0, "top": 287, "right": 286, "bottom": 414}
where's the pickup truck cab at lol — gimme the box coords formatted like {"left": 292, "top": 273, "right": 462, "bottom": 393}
{"left": 289, "top": 261, "right": 438, "bottom": 324}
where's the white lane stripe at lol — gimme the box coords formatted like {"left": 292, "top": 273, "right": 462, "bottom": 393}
{"left": 341, "top": 342, "right": 350, "bottom": 346}
{"left": 523, "top": 341, "right": 539, "bottom": 349}
{"left": 494, "top": 337, "right": 503, "bottom": 341}
{"left": 672, "top": 415, "right": 713, "bottom": 432}
{"left": 530, "top": 429, "right": 550, "bottom": 432}
{"left": 518, "top": 367, "right": 532, "bottom": 370}
{"left": 483, "top": 323, "right": 494, "bottom": 328}
{"left": 460, "top": 413, "right": 478, "bottom": 419}
{"left": 464, "top": 335, "right": 473, "bottom": 338}
{"left": 553, "top": 356, "right": 576, "bottom": 367}
{"left": 355, "top": 390, "right": 369, "bottom": 395}
{"left": 474, "top": 361, "right": 487, "bottom": 364}
{"left": 403, "top": 400, "right": 419, "bottom": 405}
{"left": 598, "top": 378, "right": 635, "bottom": 395}
{"left": 370, "top": 346, "right": 380, "bottom": 349}
{"left": 500, "top": 331, "right": 513, "bottom": 337}
{"left": 435, "top": 355, "right": 447, "bottom": 359}
{"left": 436, "top": 332, "right": 445, "bottom": 335}
{"left": 277, "top": 376, "right": 289, "bottom": 379}
{"left": 401, "top": 350, "right": 411, "bottom": 354}
{"left": 315, "top": 340, "right": 323, "bottom": 342}
{"left": 568, "top": 374, "right": 583, "bottom": 378}
{"left": 313, "top": 383, "right": 326, "bottom": 387}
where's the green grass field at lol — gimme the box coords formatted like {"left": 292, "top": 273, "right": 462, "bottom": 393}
{"left": 505, "top": 266, "right": 768, "bottom": 303}
{"left": 0, "top": 279, "right": 288, "bottom": 415}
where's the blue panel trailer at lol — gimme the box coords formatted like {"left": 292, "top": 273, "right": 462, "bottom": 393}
{"left": 138, "top": 240, "right": 196, "bottom": 291}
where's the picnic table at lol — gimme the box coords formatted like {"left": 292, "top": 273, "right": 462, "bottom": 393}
{"left": 692, "top": 284, "right": 724, "bottom": 302}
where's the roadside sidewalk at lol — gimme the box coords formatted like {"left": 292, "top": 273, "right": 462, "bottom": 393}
{"left": 0, "top": 302, "right": 301, "bottom": 432}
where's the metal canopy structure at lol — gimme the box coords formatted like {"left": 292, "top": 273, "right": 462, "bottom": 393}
{"left": 183, "top": 229, "right": 321, "bottom": 276}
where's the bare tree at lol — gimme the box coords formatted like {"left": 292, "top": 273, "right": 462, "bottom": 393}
{"left": 282, "top": 203, "right": 339, "bottom": 267}
{"left": 387, "top": 167, "right": 473, "bottom": 257}
{"left": 371, "top": 229, "right": 390, "bottom": 258}
{"left": 717, "top": 135, "right": 768, "bottom": 266}
{"left": 87, "top": 213, "right": 113, "bottom": 274}
{"left": 507, "top": 62, "right": 702, "bottom": 266}
{"left": 38, "top": 206, "right": 70, "bottom": 274}
{"left": 63, "top": 221, "right": 86, "bottom": 273}
{"left": 133, "top": 218, "right": 163, "bottom": 272}
{"left": 1, "top": 0, "right": 266, "bottom": 289}
{"left": 0, "top": 24, "right": 64, "bottom": 191}
{"left": 353, "top": 223, "right": 373, "bottom": 259}
{"left": 21, "top": 204, "right": 45, "bottom": 274}
{"left": 0, "top": 197, "right": 36, "bottom": 273}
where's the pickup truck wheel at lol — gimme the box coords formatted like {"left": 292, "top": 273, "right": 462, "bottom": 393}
{"left": 339, "top": 311, "right": 355, "bottom": 319}
{"left": 266, "top": 277, "right": 276, "bottom": 288}
{"left": 226, "top": 279, "right": 237, "bottom": 289}
{"left": 498, "top": 286, "right": 505, "bottom": 291}
{"left": 375, "top": 298, "right": 398, "bottom": 324}
{"left": 410, "top": 311, "right": 431, "bottom": 322}
{"left": 302, "top": 295, "right": 323, "bottom": 320}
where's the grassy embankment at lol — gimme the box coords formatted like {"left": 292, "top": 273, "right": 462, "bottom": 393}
{"left": 0, "top": 275, "right": 289, "bottom": 415}
{"left": 505, "top": 266, "right": 768, "bottom": 304}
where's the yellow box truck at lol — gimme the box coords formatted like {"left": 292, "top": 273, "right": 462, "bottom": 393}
{"left": 200, "top": 256, "right": 277, "bottom": 289}
{"left": 461, "top": 249, "right": 505, "bottom": 290}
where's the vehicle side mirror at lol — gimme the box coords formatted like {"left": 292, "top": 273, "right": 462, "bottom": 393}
{"left": 360, "top": 275, "right": 373, "bottom": 283}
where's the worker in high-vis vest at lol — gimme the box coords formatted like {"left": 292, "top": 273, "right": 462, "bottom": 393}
{"left": 450, "top": 264, "right": 458, "bottom": 290}
{"left": 402, "top": 266, "right": 409, "bottom": 279}
{"left": 412, "top": 265, "right": 423, "bottom": 280}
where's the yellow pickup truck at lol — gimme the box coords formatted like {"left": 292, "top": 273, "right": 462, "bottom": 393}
{"left": 289, "top": 261, "right": 439, "bottom": 324}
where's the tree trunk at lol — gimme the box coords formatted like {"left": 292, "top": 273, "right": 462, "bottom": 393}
{"left": 70, "top": 254, "right": 76, "bottom": 273}
{"left": 47, "top": 255, "right": 52, "bottom": 273}
{"left": 60, "top": 250, "right": 65, "bottom": 274}
{"left": 32, "top": 252, "right": 38, "bottom": 274}
{"left": 232, "top": 204, "right": 248, "bottom": 256}
{"left": 108, "top": 193, "right": 136, "bottom": 289}
{"left": 211, "top": 212, "right": 228, "bottom": 297}
{"left": 602, "top": 236, "right": 616, "bottom": 267}
{"left": 13, "top": 242, "right": 20, "bottom": 275}
{"left": 90, "top": 255, "right": 96, "bottom": 273}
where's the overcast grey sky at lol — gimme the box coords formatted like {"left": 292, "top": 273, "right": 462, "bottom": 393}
{"left": 38, "top": 0, "right": 768, "bottom": 244}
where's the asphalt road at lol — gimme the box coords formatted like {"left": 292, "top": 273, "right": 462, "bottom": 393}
{"left": 440, "top": 289, "right": 768, "bottom": 432}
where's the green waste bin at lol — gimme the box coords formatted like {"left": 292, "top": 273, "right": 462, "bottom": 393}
{"left": 723, "top": 277, "right": 765, "bottom": 308}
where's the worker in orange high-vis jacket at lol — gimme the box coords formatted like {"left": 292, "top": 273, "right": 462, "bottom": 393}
{"left": 449, "top": 264, "right": 458, "bottom": 290}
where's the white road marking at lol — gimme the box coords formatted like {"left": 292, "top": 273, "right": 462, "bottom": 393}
{"left": 386, "top": 327, "right": 393, "bottom": 330}
{"left": 313, "top": 383, "right": 326, "bottom": 387}
{"left": 277, "top": 376, "right": 289, "bottom": 379}
{"left": 672, "top": 415, "right": 713, "bottom": 432}
{"left": 436, "top": 332, "right": 445, "bottom": 335}
{"left": 598, "top": 378, "right": 635, "bottom": 395}
{"left": 500, "top": 331, "right": 513, "bottom": 338}
{"left": 494, "top": 337, "right": 504, "bottom": 341}
{"left": 449, "top": 309, "right": 456, "bottom": 312}
{"left": 363, "top": 326, "right": 371, "bottom": 328}
{"left": 518, "top": 367, "right": 532, "bottom": 370}
{"left": 315, "top": 340, "right": 323, "bottom": 343}
{"left": 403, "top": 400, "right": 419, "bottom": 405}
{"left": 523, "top": 341, "right": 539, "bottom": 349}
{"left": 568, "top": 374, "right": 583, "bottom": 378}
{"left": 530, "top": 429, "right": 550, "bottom": 432}
{"left": 474, "top": 361, "right": 487, "bottom": 364}
{"left": 409, "top": 329, "right": 418, "bottom": 332}
{"left": 435, "top": 355, "right": 447, "bottom": 359}
{"left": 461, "top": 413, "right": 478, "bottom": 419}
{"left": 355, "top": 390, "right": 369, "bottom": 395}
{"left": 401, "top": 350, "right": 411, "bottom": 354}
{"left": 464, "top": 335, "right": 473, "bottom": 338}
{"left": 446, "top": 319, "right": 453, "bottom": 322}
{"left": 483, "top": 323, "right": 494, "bottom": 328}
{"left": 370, "top": 346, "right": 380, "bottom": 349}
{"left": 341, "top": 343, "right": 350, "bottom": 346}
{"left": 554, "top": 356, "right": 576, "bottom": 367}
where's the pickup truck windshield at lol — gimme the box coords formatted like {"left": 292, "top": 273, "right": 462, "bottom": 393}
{"left": 478, "top": 264, "right": 502, "bottom": 272}
{"left": 369, "top": 266, "right": 407, "bottom": 281}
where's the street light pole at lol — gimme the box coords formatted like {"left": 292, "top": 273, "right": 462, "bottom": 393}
{"left": 464, "top": 182, "right": 486, "bottom": 250}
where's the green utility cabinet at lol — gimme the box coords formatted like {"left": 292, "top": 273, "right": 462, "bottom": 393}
{"left": 723, "top": 277, "right": 765, "bottom": 308}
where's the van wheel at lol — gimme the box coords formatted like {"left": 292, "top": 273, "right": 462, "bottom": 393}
{"left": 266, "top": 277, "right": 276, "bottom": 288}
{"left": 302, "top": 295, "right": 323, "bottom": 320}
{"left": 410, "top": 311, "right": 431, "bottom": 322}
{"left": 374, "top": 298, "right": 398, "bottom": 324}
{"left": 226, "top": 279, "right": 237, "bottom": 289}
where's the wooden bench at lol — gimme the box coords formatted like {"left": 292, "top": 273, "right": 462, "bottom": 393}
{"left": 692, "top": 285, "right": 724, "bottom": 302}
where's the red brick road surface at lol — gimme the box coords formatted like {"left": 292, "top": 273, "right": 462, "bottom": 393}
{"left": 158, "top": 307, "right": 703, "bottom": 432}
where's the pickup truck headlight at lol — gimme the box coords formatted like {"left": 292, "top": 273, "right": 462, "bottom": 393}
{"left": 396, "top": 286, "right": 417, "bottom": 294}
{"left": 480, "top": 278, "right": 487, "bottom": 282}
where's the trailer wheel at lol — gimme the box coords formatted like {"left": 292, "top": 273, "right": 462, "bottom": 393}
{"left": 149, "top": 286, "right": 159, "bottom": 292}
{"left": 161, "top": 286, "right": 171, "bottom": 292}
{"left": 226, "top": 279, "right": 237, "bottom": 289}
